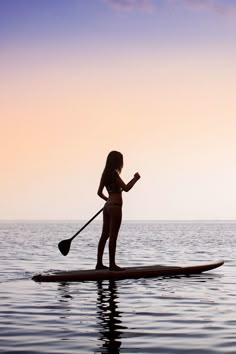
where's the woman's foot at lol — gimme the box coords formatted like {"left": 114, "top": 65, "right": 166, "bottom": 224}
{"left": 96, "top": 264, "right": 109, "bottom": 270}
{"left": 109, "top": 265, "right": 125, "bottom": 271}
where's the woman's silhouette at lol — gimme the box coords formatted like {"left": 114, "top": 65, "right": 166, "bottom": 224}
{"left": 96, "top": 151, "right": 140, "bottom": 271}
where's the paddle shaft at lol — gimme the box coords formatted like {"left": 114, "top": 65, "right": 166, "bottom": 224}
{"left": 70, "top": 207, "right": 104, "bottom": 241}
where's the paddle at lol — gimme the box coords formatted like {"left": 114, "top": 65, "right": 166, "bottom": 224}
{"left": 58, "top": 207, "right": 104, "bottom": 256}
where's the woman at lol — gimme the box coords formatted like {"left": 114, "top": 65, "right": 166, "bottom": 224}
{"left": 96, "top": 151, "right": 140, "bottom": 271}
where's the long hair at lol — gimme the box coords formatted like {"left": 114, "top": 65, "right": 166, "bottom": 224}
{"left": 101, "top": 151, "right": 123, "bottom": 186}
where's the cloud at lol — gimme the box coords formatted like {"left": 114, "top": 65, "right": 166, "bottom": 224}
{"left": 102, "top": 0, "right": 154, "bottom": 13}
{"left": 102, "top": 0, "right": 235, "bottom": 16}
{"left": 169, "top": 0, "right": 231, "bottom": 15}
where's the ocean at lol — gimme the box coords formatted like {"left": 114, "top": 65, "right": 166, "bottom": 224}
{"left": 0, "top": 221, "right": 235, "bottom": 354}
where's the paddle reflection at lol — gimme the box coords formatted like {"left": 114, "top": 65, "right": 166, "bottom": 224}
{"left": 96, "top": 280, "right": 126, "bottom": 354}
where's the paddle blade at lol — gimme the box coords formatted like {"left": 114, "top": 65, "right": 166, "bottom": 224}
{"left": 58, "top": 238, "right": 72, "bottom": 256}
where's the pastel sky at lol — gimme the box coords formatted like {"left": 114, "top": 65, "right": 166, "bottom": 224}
{"left": 1, "top": 0, "right": 236, "bottom": 220}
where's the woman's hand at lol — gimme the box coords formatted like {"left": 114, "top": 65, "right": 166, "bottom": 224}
{"left": 116, "top": 173, "right": 140, "bottom": 192}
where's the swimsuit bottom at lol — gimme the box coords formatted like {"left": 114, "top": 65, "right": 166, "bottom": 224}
{"left": 106, "top": 202, "right": 122, "bottom": 207}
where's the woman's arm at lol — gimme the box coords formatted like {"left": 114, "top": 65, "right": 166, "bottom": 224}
{"left": 116, "top": 172, "right": 140, "bottom": 192}
{"left": 97, "top": 178, "right": 108, "bottom": 201}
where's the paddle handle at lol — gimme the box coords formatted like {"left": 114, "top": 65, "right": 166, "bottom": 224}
{"left": 71, "top": 207, "right": 104, "bottom": 241}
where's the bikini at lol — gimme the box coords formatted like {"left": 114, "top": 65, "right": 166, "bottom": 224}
{"left": 106, "top": 178, "right": 122, "bottom": 207}
{"left": 106, "top": 202, "right": 122, "bottom": 207}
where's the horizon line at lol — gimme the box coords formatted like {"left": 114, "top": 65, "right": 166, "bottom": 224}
{"left": 0, "top": 219, "right": 236, "bottom": 223}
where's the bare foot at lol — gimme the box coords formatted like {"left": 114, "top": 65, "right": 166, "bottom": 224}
{"left": 96, "top": 264, "right": 109, "bottom": 270}
{"left": 109, "top": 265, "right": 125, "bottom": 271}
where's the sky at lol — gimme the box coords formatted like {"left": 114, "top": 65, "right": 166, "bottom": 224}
{"left": 1, "top": 0, "right": 236, "bottom": 220}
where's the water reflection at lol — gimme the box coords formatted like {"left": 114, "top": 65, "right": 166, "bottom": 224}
{"left": 57, "top": 282, "right": 73, "bottom": 302}
{"left": 96, "top": 280, "right": 127, "bottom": 354}
{"left": 56, "top": 280, "right": 127, "bottom": 353}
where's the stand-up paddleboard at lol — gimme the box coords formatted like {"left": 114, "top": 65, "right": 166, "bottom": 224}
{"left": 32, "top": 260, "right": 224, "bottom": 282}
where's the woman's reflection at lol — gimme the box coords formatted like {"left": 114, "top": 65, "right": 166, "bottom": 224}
{"left": 96, "top": 280, "right": 127, "bottom": 354}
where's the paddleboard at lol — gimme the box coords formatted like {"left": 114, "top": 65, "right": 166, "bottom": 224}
{"left": 32, "top": 260, "right": 224, "bottom": 282}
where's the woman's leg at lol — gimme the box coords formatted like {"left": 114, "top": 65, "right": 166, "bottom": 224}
{"left": 108, "top": 206, "right": 122, "bottom": 271}
{"left": 96, "top": 207, "right": 110, "bottom": 269}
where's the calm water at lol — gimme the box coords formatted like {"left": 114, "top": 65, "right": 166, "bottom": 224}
{"left": 0, "top": 221, "right": 235, "bottom": 354}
